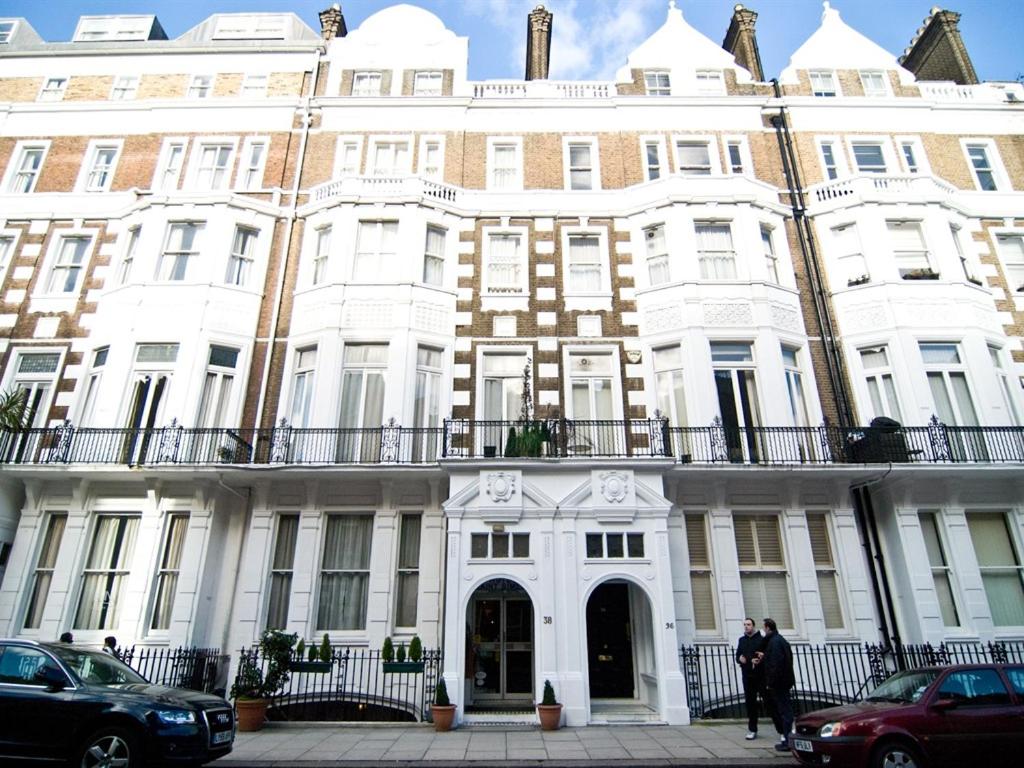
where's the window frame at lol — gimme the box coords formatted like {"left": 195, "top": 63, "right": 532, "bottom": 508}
{"left": 848, "top": 138, "right": 894, "bottom": 175}
{"left": 315, "top": 513, "right": 375, "bottom": 633}
{"left": 265, "top": 513, "right": 299, "bottom": 630}
{"left": 733, "top": 512, "right": 795, "bottom": 631}
{"left": 918, "top": 511, "right": 962, "bottom": 628}
{"left": 643, "top": 222, "right": 670, "bottom": 286}
{"left": 961, "top": 139, "right": 1006, "bottom": 192}
{"left": 815, "top": 136, "right": 847, "bottom": 181}
{"left": 3, "top": 140, "right": 50, "bottom": 194}
{"left": 563, "top": 137, "right": 600, "bottom": 191}
{"left": 476, "top": 346, "right": 530, "bottom": 421}
{"left": 487, "top": 137, "right": 523, "bottom": 191}
{"left": 22, "top": 512, "right": 67, "bottom": 631}
{"left": 561, "top": 226, "right": 610, "bottom": 296}
{"left": 1, "top": 347, "right": 65, "bottom": 430}
{"left": 394, "top": 513, "right": 422, "bottom": 628}
{"left": 808, "top": 69, "right": 839, "bottom": 97}
{"left": 673, "top": 135, "right": 721, "bottom": 176}
{"left": 333, "top": 135, "right": 364, "bottom": 178}
{"left": 859, "top": 70, "right": 890, "bottom": 97}
{"left": 368, "top": 135, "right": 412, "bottom": 176}
{"left": 352, "top": 220, "right": 399, "bottom": 282}
{"left": 77, "top": 346, "right": 109, "bottom": 426}
{"left": 311, "top": 225, "right": 331, "bottom": 286}
{"left": 77, "top": 140, "right": 123, "bottom": 193}
{"left": 43, "top": 233, "right": 93, "bottom": 296}
{"left": 38, "top": 76, "right": 69, "bottom": 102}
{"left": 966, "top": 512, "right": 1024, "bottom": 629}
{"left": 225, "top": 225, "right": 258, "bottom": 287}
{"left": 694, "top": 69, "right": 725, "bottom": 96}
{"left": 643, "top": 70, "right": 671, "bottom": 96}
{"left": 412, "top": 70, "right": 443, "bottom": 97}
{"left": 685, "top": 513, "right": 718, "bottom": 633}
{"left": 806, "top": 512, "right": 845, "bottom": 632}
{"left": 482, "top": 225, "right": 528, "bottom": 295}
{"left": 156, "top": 221, "right": 204, "bottom": 282}
{"left": 351, "top": 71, "right": 383, "bottom": 97}
{"left": 186, "top": 139, "right": 238, "bottom": 191}
{"left": 723, "top": 136, "right": 752, "bottom": 176}
{"left": 110, "top": 74, "right": 139, "bottom": 101}
{"left": 422, "top": 224, "right": 446, "bottom": 286}
{"left": 896, "top": 136, "right": 929, "bottom": 175}
{"left": 236, "top": 137, "right": 269, "bottom": 191}
{"left": 187, "top": 74, "right": 214, "bottom": 99}
{"left": 640, "top": 136, "right": 667, "bottom": 182}
{"left": 152, "top": 137, "right": 188, "bottom": 192}
{"left": 887, "top": 219, "right": 935, "bottom": 278}
{"left": 240, "top": 73, "right": 268, "bottom": 98}
{"left": 417, "top": 135, "right": 444, "bottom": 181}
{"left": 857, "top": 344, "right": 904, "bottom": 422}
{"left": 562, "top": 344, "right": 624, "bottom": 422}
{"left": 73, "top": 513, "right": 141, "bottom": 631}
{"left": 148, "top": 512, "right": 189, "bottom": 633}
{"left": 994, "top": 230, "right": 1024, "bottom": 293}
{"left": 694, "top": 219, "right": 738, "bottom": 280}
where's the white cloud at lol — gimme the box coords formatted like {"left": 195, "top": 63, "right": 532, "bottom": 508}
{"left": 464, "top": 0, "right": 664, "bottom": 80}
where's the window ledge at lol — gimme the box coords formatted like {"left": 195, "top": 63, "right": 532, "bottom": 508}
{"left": 583, "top": 558, "right": 651, "bottom": 565}
{"left": 467, "top": 557, "right": 534, "bottom": 564}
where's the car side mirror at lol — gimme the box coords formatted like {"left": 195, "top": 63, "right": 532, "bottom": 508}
{"left": 931, "top": 697, "right": 958, "bottom": 711}
{"left": 34, "top": 666, "right": 69, "bottom": 691}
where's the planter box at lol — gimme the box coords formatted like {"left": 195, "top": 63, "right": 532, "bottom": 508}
{"left": 383, "top": 661, "right": 424, "bottom": 673}
{"left": 289, "top": 661, "right": 332, "bottom": 673}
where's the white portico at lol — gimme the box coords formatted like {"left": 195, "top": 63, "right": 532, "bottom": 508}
{"left": 441, "top": 465, "right": 689, "bottom": 725}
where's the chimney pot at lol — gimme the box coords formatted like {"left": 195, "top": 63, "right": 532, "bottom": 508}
{"left": 525, "top": 5, "right": 553, "bottom": 81}
{"left": 319, "top": 4, "right": 347, "bottom": 40}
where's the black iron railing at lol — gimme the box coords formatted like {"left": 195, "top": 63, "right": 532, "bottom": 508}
{"left": 442, "top": 418, "right": 670, "bottom": 459}
{"left": 116, "top": 645, "right": 228, "bottom": 695}
{"left": 3, "top": 417, "right": 1021, "bottom": 467}
{"left": 681, "top": 640, "right": 1024, "bottom": 719}
{"left": 232, "top": 645, "right": 443, "bottom": 722}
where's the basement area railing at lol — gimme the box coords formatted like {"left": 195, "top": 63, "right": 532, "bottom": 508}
{"left": 2, "top": 416, "right": 1021, "bottom": 467}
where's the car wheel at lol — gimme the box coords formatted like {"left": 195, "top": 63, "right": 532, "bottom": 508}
{"left": 78, "top": 728, "right": 138, "bottom": 768}
{"left": 872, "top": 741, "right": 924, "bottom": 768}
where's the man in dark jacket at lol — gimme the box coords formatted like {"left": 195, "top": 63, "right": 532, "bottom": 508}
{"left": 734, "top": 617, "right": 764, "bottom": 739}
{"left": 759, "top": 617, "right": 795, "bottom": 751}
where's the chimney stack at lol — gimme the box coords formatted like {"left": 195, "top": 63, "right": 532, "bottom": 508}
{"left": 899, "top": 7, "right": 977, "bottom": 85}
{"left": 525, "top": 5, "right": 553, "bottom": 81}
{"left": 319, "top": 3, "right": 347, "bottom": 41}
{"left": 722, "top": 4, "right": 764, "bottom": 82}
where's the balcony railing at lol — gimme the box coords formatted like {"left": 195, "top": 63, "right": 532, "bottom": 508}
{"left": 1, "top": 417, "right": 1021, "bottom": 467}
{"left": 810, "top": 173, "right": 958, "bottom": 205}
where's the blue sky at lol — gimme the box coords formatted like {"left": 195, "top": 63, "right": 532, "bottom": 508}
{"left": 5, "top": 0, "right": 1021, "bottom": 83}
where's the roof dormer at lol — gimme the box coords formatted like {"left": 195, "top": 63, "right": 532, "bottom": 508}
{"left": 72, "top": 15, "right": 167, "bottom": 42}
{"left": 615, "top": 0, "right": 755, "bottom": 96}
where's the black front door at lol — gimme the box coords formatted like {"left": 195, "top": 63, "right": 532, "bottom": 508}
{"left": 587, "top": 582, "right": 635, "bottom": 698}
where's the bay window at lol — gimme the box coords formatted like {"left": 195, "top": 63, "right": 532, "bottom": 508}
{"left": 338, "top": 344, "right": 387, "bottom": 462}
{"left": 422, "top": 225, "right": 445, "bottom": 285}
{"left": 353, "top": 221, "right": 397, "bottom": 281}
{"left": 695, "top": 222, "right": 737, "bottom": 279}
{"left": 711, "top": 342, "right": 762, "bottom": 462}
{"left": 226, "top": 226, "right": 257, "bottom": 286}
{"left": 157, "top": 222, "right": 202, "bottom": 281}
{"left": 644, "top": 224, "right": 669, "bottom": 285}
{"left": 859, "top": 346, "right": 903, "bottom": 421}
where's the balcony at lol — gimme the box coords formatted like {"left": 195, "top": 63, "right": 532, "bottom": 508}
{"left": 808, "top": 173, "right": 958, "bottom": 214}
{"left": 917, "top": 81, "right": 1023, "bottom": 104}
{"left": 471, "top": 80, "right": 613, "bottom": 99}
{"left": 2, "top": 418, "right": 1022, "bottom": 468}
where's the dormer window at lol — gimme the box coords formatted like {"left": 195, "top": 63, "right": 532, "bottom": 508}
{"left": 860, "top": 70, "right": 889, "bottom": 97}
{"left": 644, "top": 70, "right": 671, "bottom": 96}
{"left": 695, "top": 70, "right": 724, "bottom": 96}
{"left": 0, "top": 21, "right": 17, "bottom": 43}
{"left": 809, "top": 70, "right": 838, "bottom": 97}
{"left": 413, "top": 71, "right": 442, "bottom": 96}
{"left": 213, "top": 15, "right": 285, "bottom": 40}
{"left": 352, "top": 71, "right": 382, "bottom": 97}
{"left": 74, "top": 16, "right": 153, "bottom": 41}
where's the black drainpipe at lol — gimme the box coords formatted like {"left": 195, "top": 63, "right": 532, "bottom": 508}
{"left": 769, "top": 78, "right": 853, "bottom": 426}
{"left": 769, "top": 80, "right": 900, "bottom": 649}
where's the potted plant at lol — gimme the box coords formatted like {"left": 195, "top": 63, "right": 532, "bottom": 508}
{"left": 902, "top": 267, "right": 940, "bottom": 280}
{"left": 537, "top": 679, "right": 562, "bottom": 730}
{"left": 409, "top": 635, "right": 422, "bottom": 663}
{"left": 847, "top": 274, "right": 870, "bottom": 287}
{"left": 231, "top": 630, "right": 298, "bottom": 731}
{"left": 504, "top": 426, "right": 519, "bottom": 457}
{"left": 383, "top": 636, "right": 425, "bottom": 673}
{"left": 382, "top": 636, "right": 395, "bottom": 662}
{"left": 289, "top": 636, "right": 331, "bottom": 673}
{"left": 431, "top": 678, "right": 456, "bottom": 732}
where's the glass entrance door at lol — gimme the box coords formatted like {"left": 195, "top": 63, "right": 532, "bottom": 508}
{"left": 470, "top": 594, "right": 533, "bottom": 703}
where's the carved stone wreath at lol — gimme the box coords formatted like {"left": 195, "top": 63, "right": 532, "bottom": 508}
{"left": 599, "top": 471, "right": 629, "bottom": 504}
{"left": 486, "top": 472, "right": 516, "bottom": 503}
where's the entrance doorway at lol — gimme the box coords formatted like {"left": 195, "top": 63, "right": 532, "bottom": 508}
{"left": 587, "top": 582, "right": 635, "bottom": 697}
{"left": 586, "top": 579, "right": 660, "bottom": 720}
{"left": 467, "top": 579, "right": 533, "bottom": 708}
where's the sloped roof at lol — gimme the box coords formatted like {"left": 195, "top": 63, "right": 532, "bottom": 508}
{"left": 780, "top": 2, "right": 915, "bottom": 85}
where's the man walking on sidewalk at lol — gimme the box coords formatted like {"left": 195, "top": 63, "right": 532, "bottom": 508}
{"left": 735, "top": 617, "right": 765, "bottom": 740}
{"left": 759, "top": 617, "right": 795, "bottom": 752}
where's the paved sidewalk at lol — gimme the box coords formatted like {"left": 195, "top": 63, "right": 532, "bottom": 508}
{"left": 221, "top": 722, "right": 798, "bottom": 766}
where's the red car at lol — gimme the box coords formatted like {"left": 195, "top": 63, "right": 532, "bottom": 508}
{"left": 791, "top": 664, "right": 1024, "bottom": 768}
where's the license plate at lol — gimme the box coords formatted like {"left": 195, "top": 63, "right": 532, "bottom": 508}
{"left": 793, "top": 739, "right": 813, "bottom": 753}
{"left": 213, "top": 731, "right": 233, "bottom": 745}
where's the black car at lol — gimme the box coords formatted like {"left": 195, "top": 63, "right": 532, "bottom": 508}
{"left": 0, "top": 639, "right": 234, "bottom": 767}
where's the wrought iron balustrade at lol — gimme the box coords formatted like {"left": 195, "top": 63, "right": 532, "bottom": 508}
{"left": 2, "top": 417, "right": 1021, "bottom": 467}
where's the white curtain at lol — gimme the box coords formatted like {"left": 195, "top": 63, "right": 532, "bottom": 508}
{"left": 76, "top": 516, "right": 139, "bottom": 630}
{"left": 487, "top": 234, "right": 521, "bottom": 290}
{"left": 968, "top": 514, "right": 1024, "bottom": 626}
{"left": 317, "top": 515, "right": 374, "bottom": 630}
{"left": 569, "top": 236, "right": 601, "bottom": 291}
{"left": 151, "top": 515, "right": 188, "bottom": 630}
{"left": 24, "top": 514, "right": 66, "bottom": 630}
{"left": 696, "top": 223, "right": 736, "bottom": 279}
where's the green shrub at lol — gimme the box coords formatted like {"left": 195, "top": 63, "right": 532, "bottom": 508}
{"left": 542, "top": 679, "right": 557, "bottom": 706}
{"left": 397, "top": 642, "right": 407, "bottom": 662}
{"left": 295, "top": 638, "right": 305, "bottom": 659}
{"left": 320, "top": 634, "right": 331, "bottom": 662}
{"left": 409, "top": 636, "right": 422, "bottom": 662}
{"left": 434, "top": 678, "right": 450, "bottom": 706}
{"left": 382, "top": 636, "right": 394, "bottom": 662}
{"left": 504, "top": 427, "right": 518, "bottom": 457}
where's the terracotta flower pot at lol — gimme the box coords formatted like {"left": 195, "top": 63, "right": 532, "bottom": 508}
{"left": 235, "top": 698, "right": 269, "bottom": 732}
{"left": 432, "top": 704, "right": 456, "bottom": 732}
{"left": 537, "top": 703, "right": 562, "bottom": 730}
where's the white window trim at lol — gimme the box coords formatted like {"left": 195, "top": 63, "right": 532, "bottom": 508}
{"left": 561, "top": 344, "right": 624, "bottom": 421}
{"left": 854, "top": 340, "right": 906, "bottom": 422}
{"left": 639, "top": 135, "right": 667, "bottom": 182}
{"left": 194, "top": 341, "right": 247, "bottom": 427}
{"left": 109, "top": 74, "right": 139, "bottom": 100}
{"left": 187, "top": 74, "right": 215, "bottom": 99}
{"left": 241, "top": 73, "right": 269, "bottom": 98}
{"left": 481, "top": 225, "right": 529, "bottom": 296}
{"left": 313, "top": 511, "right": 377, "bottom": 636}
{"left": 333, "top": 135, "right": 364, "bottom": 178}
{"left": 895, "top": 135, "right": 931, "bottom": 175}
{"left": 309, "top": 222, "right": 332, "bottom": 286}
{"left": 412, "top": 70, "right": 443, "bottom": 96}
{"left": 0, "top": 346, "right": 67, "bottom": 430}
{"left": 38, "top": 76, "right": 69, "bottom": 102}
{"left": 0, "top": 20, "right": 20, "bottom": 44}
{"left": 643, "top": 69, "right": 672, "bottom": 96}
{"left": 960, "top": 138, "right": 1010, "bottom": 192}
{"left": 351, "top": 70, "right": 383, "bottom": 97}
{"left": 723, "top": 135, "right": 753, "bottom": 176}
{"left": 2, "top": 140, "right": 51, "bottom": 194}
{"left": 845, "top": 135, "right": 899, "bottom": 176}
{"left": 0, "top": 227, "right": 23, "bottom": 287}
{"left": 672, "top": 134, "right": 722, "bottom": 175}
{"left": 38, "top": 230, "right": 94, "bottom": 297}
{"left": 990, "top": 227, "right": 1024, "bottom": 294}
{"left": 236, "top": 136, "right": 270, "bottom": 191}
{"left": 421, "top": 222, "right": 447, "bottom": 286}
{"left": 808, "top": 69, "right": 840, "bottom": 97}
{"left": 733, "top": 510, "right": 799, "bottom": 633}
{"left": 486, "top": 136, "right": 523, "bottom": 191}
{"left": 76, "top": 139, "right": 124, "bottom": 193}
{"left": 474, "top": 345, "right": 532, "bottom": 421}
{"left": 560, "top": 225, "right": 611, "bottom": 296}
{"left": 694, "top": 69, "right": 726, "bottom": 96}
{"left": 225, "top": 225, "right": 260, "bottom": 287}
{"left": 562, "top": 136, "right": 601, "bottom": 191}
{"left": 858, "top": 69, "right": 891, "bottom": 98}
{"left": 417, "top": 134, "right": 445, "bottom": 180}
{"left": 184, "top": 137, "right": 239, "bottom": 191}
{"left": 367, "top": 134, "right": 413, "bottom": 176}
{"left": 815, "top": 135, "right": 849, "bottom": 181}
{"left": 886, "top": 218, "right": 935, "bottom": 278}
{"left": 151, "top": 137, "right": 189, "bottom": 192}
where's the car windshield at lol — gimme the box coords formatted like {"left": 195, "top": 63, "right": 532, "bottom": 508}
{"left": 866, "top": 670, "right": 940, "bottom": 703}
{"left": 50, "top": 647, "right": 147, "bottom": 686}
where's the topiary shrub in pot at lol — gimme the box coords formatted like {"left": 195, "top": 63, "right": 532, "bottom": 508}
{"left": 537, "top": 679, "right": 562, "bottom": 730}
{"left": 432, "top": 678, "right": 456, "bottom": 732}
{"left": 231, "top": 630, "right": 298, "bottom": 731}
